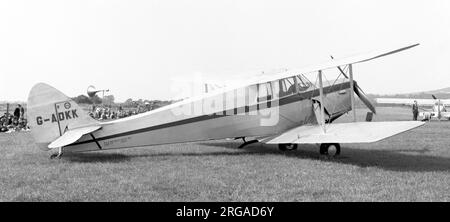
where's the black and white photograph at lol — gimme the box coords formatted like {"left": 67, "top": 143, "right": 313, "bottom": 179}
{"left": 0, "top": 0, "right": 449, "bottom": 212}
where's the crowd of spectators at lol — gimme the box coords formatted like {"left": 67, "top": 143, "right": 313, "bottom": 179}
{"left": 89, "top": 105, "right": 150, "bottom": 121}
{"left": 0, "top": 101, "right": 167, "bottom": 133}
{"left": 0, "top": 104, "right": 29, "bottom": 133}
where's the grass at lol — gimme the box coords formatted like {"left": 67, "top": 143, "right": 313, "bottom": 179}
{"left": 1, "top": 107, "right": 450, "bottom": 201}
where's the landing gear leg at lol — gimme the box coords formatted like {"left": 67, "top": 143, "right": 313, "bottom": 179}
{"left": 238, "top": 138, "right": 258, "bottom": 149}
{"left": 50, "top": 147, "right": 63, "bottom": 159}
{"left": 319, "top": 143, "right": 341, "bottom": 156}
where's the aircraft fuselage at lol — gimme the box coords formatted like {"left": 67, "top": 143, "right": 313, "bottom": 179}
{"left": 64, "top": 78, "right": 352, "bottom": 153}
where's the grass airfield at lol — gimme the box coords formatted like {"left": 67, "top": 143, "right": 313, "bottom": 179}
{"left": 1, "top": 107, "right": 450, "bottom": 201}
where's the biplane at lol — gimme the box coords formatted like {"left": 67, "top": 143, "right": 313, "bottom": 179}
{"left": 27, "top": 43, "right": 424, "bottom": 159}
{"left": 376, "top": 95, "right": 450, "bottom": 121}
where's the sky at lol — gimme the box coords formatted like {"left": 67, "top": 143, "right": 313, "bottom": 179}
{"left": 1, "top": 0, "right": 449, "bottom": 102}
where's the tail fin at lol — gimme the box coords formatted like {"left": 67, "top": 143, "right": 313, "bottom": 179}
{"left": 27, "top": 83, "right": 99, "bottom": 150}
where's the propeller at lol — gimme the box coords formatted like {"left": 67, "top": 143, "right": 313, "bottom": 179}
{"left": 353, "top": 81, "right": 376, "bottom": 114}
{"left": 330, "top": 56, "right": 376, "bottom": 114}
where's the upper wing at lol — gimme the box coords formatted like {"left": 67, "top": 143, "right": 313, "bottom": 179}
{"left": 300, "top": 43, "right": 419, "bottom": 72}
{"left": 266, "top": 121, "right": 424, "bottom": 144}
{"left": 48, "top": 125, "right": 102, "bottom": 149}
{"left": 376, "top": 98, "right": 436, "bottom": 106}
{"left": 169, "top": 43, "right": 419, "bottom": 99}
{"left": 243, "top": 43, "right": 419, "bottom": 87}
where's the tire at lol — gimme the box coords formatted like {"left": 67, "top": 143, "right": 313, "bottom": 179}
{"left": 278, "top": 144, "right": 298, "bottom": 151}
{"left": 319, "top": 143, "right": 341, "bottom": 156}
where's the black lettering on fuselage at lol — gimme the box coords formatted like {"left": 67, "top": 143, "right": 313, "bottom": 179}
{"left": 36, "top": 116, "right": 43, "bottom": 125}
{"left": 72, "top": 109, "right": 78, "bottom": 118}
{"left": 48, "top": 109, "right": 78, "bottom": 123}
{"left": 65, "top": 111, "right": 72, "bottom": 119}
{"left": 51, "top": 114, "right": 58, "bottom": 123}
{"left": 58, "top": 112, "right": 65, "bottom": 121}
{"left": 41, "top": 109, "right": 79, "bottom": 125}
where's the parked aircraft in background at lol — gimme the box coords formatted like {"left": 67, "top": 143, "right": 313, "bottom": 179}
{"left": 376, "top": 95, "right": 450, "bottom": 121}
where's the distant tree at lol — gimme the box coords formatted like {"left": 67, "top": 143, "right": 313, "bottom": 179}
{"left": 72, "top": 95, "right": 93, "bottom": 104}
{"left": 73, "top": 94, "right": 103, "bottom": 104}
{"left": 103, "top": 95, "right": 115, "bottom": 106}
{"left": 90, "top": 95, "right": 103, "bottom": 104}
{"left": 123, "top": 98, "right": 134, "bottom": 107}
{"left": 136, "top": 99, "right": 144, "bottom": 106}
{"left": 117, "top": 98, "right": 174, "bottom": 110}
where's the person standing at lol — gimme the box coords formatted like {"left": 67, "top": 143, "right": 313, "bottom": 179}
{"left": 14, "top": 104, "right": 21, "bottom": 119}
{"left": 20, "top": 105, "right": 25, "bottom": 118}
{"left": 412, "top": 100, "right": 419, "bottom": 121}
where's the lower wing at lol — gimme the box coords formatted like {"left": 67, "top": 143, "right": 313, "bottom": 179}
{"left": 266, "top": 121, "right": 424, "bottom": 144}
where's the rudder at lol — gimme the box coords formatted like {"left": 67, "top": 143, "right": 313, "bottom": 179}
{"left": 27, "top": 83, "right": 99, "bottom": 150}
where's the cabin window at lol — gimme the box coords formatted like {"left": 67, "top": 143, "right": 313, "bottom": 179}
{"left": 279, "top": 77, "right": 296, "bottom": 97}
{"left": 247, "top": 85, "right": 258, "bottom": 106}
{"left": 295, "top": 75, "right": 310, "bottom": 92}
{"left": 257, "top": 82, "right": 272, "bottom": 102}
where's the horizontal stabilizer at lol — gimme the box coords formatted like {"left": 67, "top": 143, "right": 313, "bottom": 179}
{"left": 266, "top": 121, "right": 424, "bottom": 144}
{"left": 48, "top": 125, "right": 102, "bottom": 149}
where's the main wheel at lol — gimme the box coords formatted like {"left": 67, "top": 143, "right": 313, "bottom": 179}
{"left": 278, "top": 144, "right": 298, "bottom": 151}
{"left": 319, "top": 143, "right": 341, "bottom": 156}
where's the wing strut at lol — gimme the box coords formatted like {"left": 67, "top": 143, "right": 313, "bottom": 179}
{"left": 318, "top": 70, "right": 326, "bottom": 133}
{"left": 349, "top": 64, "right": 356, "bottom": 122}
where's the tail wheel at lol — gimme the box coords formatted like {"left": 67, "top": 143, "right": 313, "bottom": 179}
{"left": 278, "top": 144, "right": 298, "bottom": 151}
{"left": 319, "top": 143, "right": 341, "bottom": 156}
